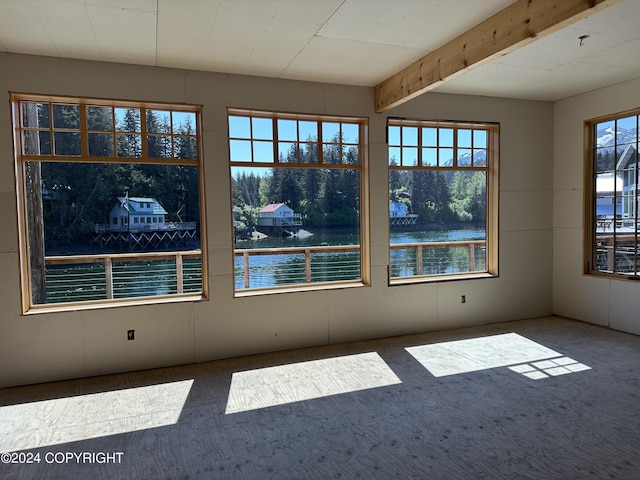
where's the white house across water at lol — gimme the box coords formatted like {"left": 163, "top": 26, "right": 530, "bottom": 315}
{"left": 103, "top": 196, "right": 168, "bottom": 232}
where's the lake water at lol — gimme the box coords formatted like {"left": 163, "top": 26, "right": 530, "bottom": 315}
{"left": 235, "top": 227, "right": 486, "bottom": 289}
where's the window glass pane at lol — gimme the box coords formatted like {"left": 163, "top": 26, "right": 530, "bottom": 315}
{"left": 252, "top": 117, "right": 273, "bottom": 140}
{"left": 115, "top": 108, "right": 141, "bottom": 133}
{"left": 422, "top": 127, "right": 437, "bottom": 147}
{"left": 22, "top": 130, "right": 51, "bottom": 155}
{"left": 402, "top": 147, "right": 418, "bottom": 166}
{"left": 146, "top": 110, "right": 171, "bottom": 134}
{"left": 389, "top": 170, "right": 487, "bottom": 276}
{"left": 231, "top": 166, "right": 360, "bottom": 289}
{"left": 173, "top": 111, "right": 196, "bottom": 135}
{"left": 596, "top": 120, "right": 615, "bottom": 147}
{"left": 253, "top": 141, "right": 274, "bottom": 163}
{"left": 278, "top": 142, "right": 298, "bottom": 162}
{"left": 596, "top": 147, "right": 615, "bottom": 173}
{"left": 402, "top": 126, "right": 418, "bottom": 146}
{"left": 174, "top": 136, "right": 198, "bottom": 160}
{"left": 473, "top": 130, "right": 487, "bottom": 148}
{"left": 87, "top": 106, "right": 113, "bottom": 131}
{"left": 301, "top": 143, "right": 319, "bottom": 164}
{"left": 230, "top": 140, "right": 252, "bottom": 162}
{"left": 343, "top": 145, "right": 359, "bottom": 165}
{"left": 458, "top": 149, "right": 472, "bottom": 166}
{"left": 439, "top": 148, "right": 454, "bottom": 166}
{"left": 299, "top": 121, "right": 317, "bottom": 141}
{"left": 342, "top": 123, "right": 359, "bottom": 144}
{"left": 116, "top": 134, "right": 142, "bottom": 158}
{"left": 458, "top": 129, "right": 472, "bottom": 148}
{"left": 21, "top": 102, "right": 50, "bottom": 128}
{"left": 389, "top": 147, "right": 401, "bottom": 166}
{"left": 616, "top": 116, "right": 637, "bottom": 145}
{"left": 88, "top": 133, "right": 114, "bottom": 157}
{"left": 229, "top": 115, "right": 250, "bottom": 138}
{"left": 422, "top": 148, "right": 437, "bottom": 166}
{"left": 323, "top": 144, "right": 340, "bottom": 165}
{"left": 277, "top": 119, "right": 297, "bottom": 141}
{"left": 54, "top": 132, "right": 81, "bottom": 155}
{"left": 52, "top": 104, "right": 80, "bottom": 129}
{"left": 322, "top": 122, "right": 340, "bottom": 142}
{"left": 148, "top": 135, "right": 172, "bottom": 158}
{"left": 439, "top": 128, "right": 454, "bottom": 147}
{"left": 473, "top": 149, "right": 487, "bottom": 167}
{"left": 388, "top": 126, "right": 401, "bottom": 146}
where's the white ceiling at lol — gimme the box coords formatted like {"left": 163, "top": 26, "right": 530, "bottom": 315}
{"left": 1, "top": 0, "right": 640, "bottom": 103}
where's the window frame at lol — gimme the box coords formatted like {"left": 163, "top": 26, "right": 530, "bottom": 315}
{"left": 584, "top": 107, "right": 640, "bottom": 280}
{"left": 12, "top": 92, "right": 208, "bottom": 314}
{"left": 227, "top": 107, "right": 370, "bottom": 296}
{"left": 387, "top": 118, "right": 499, "bottom": 284}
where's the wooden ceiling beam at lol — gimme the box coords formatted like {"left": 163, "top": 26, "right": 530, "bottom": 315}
{"left": 374, "top": 0, "right": 621, "bottom": 112}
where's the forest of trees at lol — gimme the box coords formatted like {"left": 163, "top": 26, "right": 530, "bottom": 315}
{"left": 25, "top": 102, "right": 487, "bottom": 250}
{"left": 232, "top": 151, "right": 487, "bottom": 238}
{"left": 23, "top": 103, "right": 200, "bottom": 251}
{"left": 390, "top": 163, "right": 487, "bottom": 224}
{"left": 232, "top": 140, "right": 361, "bottom": 237}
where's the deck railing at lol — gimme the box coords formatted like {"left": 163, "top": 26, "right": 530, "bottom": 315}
{"left": 594, "top": 233, "right": 639, "bottom": 272}
{"left": 234, "top": 240, "right": 486, "bottom": 289}
{"left": 44, "top": 250, "right": 202, "bottom": 303}
{"left": 390, "top": 240, "right": 486, "bottom": 277}
{"left": 42, "top": 240, "right": 486, "bottom": 300}
{"left": 94, "top": 222, "right": 197, "bottom": 233}
{"left": 234, "top": 244, "right": 361, "bottom": 289}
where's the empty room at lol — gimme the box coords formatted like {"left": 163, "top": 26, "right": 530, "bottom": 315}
{"left": 2, "top": 0, "right": 640, "bottom": 478}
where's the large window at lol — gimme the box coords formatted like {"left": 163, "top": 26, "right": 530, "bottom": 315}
{"left": 586, "top": 109, "right": 640, "bottom": 277}
{"left": 228, "top": 108, "right": 368, "bottom": 294}
{"left": 387, "top": 119, "right": 498, "bottom": 283}
{"left": 12, "top": 93, "right": 207, "bottom": 313}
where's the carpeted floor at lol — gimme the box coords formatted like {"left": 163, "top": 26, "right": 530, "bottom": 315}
{"left": 1, "top": 315, "right": 640, "bottom": 479}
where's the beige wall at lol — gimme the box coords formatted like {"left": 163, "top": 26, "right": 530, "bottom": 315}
{"left": 0, "top": 53, "right": 553, "bottom": 387}
{"left": 553, "top": 76, "right": 640, "bottom": 334}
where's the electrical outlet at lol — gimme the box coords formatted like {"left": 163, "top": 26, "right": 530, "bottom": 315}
{"left": 461, "top": 295, "right": 466, "bottom": 304}
{"left": 127, "top": 329, "right": 135, "bottom": 340}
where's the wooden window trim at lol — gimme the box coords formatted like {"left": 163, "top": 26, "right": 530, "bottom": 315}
{"left": 584, "top": 107, "right": 640, "bottom": 280}
{"left": 12, "top": 92, "right": 208, "bottom": 314}
{"left": 387, "top": 118, "right": 499, "bottom": 283}
{"left": 228, "top": 108, "right": 370, "bottom": 295}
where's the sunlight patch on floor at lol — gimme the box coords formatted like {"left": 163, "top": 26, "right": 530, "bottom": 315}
{"left": 405, "top": 333, "right": 563, "bottom": 377}
{"left": 509, "top": 356, "right": 592, "bottom": 379}
{"left": 0, "top": 379, "right": 194, "bottom": 453}
{"left": 225, "top": 352, "right": 402, "bottom": 414}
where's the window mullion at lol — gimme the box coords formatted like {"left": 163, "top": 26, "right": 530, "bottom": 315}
{"left": 417, "top": 125, "right": 423, "bottom": 167}
{"left": 273, "top": 117, "right": 279, "bottom": 164}
{"left": 316, "top": 120, "right": 324, "bottom": 165}
{"left": 453, "top": 128, "right": 457, "bottom": 168}
{"left": 79, "top": 105, "right": 88, "bottom": 157}
{"left": 140, "top": 108, "right": 148, "bottom": 159}
{"left": 632, "top": 116, "right": 639, "bottom": 276}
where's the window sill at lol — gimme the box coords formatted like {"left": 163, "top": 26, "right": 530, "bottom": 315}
{"left": 22, "top": 293, "right": 206, "bottom": 315}
{"left": 389, "top": 272, "right": 497, "bottom": 286}
{"left": 234, "top": 281, "right": 368, "bottom": 298}
{"left": 585, "top": 271, "right": 640, "bottom": 283}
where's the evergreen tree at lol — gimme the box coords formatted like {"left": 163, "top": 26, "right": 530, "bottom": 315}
{"left": 116, "top": 108, "right": 141, "bottom": 158}
{"left": 87, "top": 106, "right": 114, "bottom": 156}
